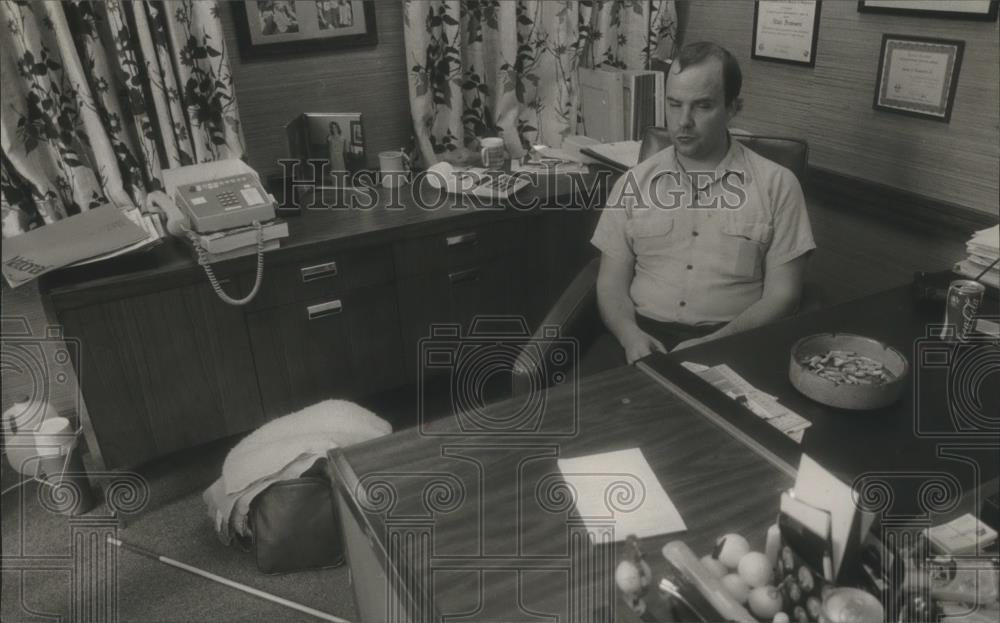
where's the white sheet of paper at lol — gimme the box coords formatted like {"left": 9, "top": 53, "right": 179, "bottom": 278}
{"left": 794, "top": 454, "right": 859, "bottom": 576}
{"left": 557, "top": 447, "right": 686, "bottom": 542}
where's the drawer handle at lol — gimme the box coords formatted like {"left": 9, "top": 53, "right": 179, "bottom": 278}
{"left": 301, "top": 261, "right": 338, "bottom": 283}
{"left": 307, "top": 299, "right": 343, "bottom": 320}
{"left": 445, "top": 232, "right": 478, "bottom": 247}
{"left": 449, "top": 268, "right": 480, "bottom": 284}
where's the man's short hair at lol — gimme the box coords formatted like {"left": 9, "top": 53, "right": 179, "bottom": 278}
{"left": 672, "top": 42, "right": 742, "bottom": 107}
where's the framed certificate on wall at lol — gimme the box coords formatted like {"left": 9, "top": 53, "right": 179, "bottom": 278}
{"left": 859, "top": 1, "right": 998, "bottom": 22}
{"left": 752, "top": 1, "right": 822, "bottom": 67}
{"left": 873, "top": 35, "right": 965, "bottom": 122}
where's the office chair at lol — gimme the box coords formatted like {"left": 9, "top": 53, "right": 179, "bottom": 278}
{"left": 512, "top": 129, "right": 819, "bottom": 394}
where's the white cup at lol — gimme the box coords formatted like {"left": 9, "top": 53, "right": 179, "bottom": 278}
{"left": 480, "top": 137, "right": 506, "bottom": 170}
{"left": 33, "top": 416, "right": 72, "bottom": 457}
{"left": 378, "top": 150, "right": 407, "bottom": 188}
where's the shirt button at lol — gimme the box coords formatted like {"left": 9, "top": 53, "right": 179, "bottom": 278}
{"left": 679, "top": 301, "right": 687, "bottom": 307}
{"left": 686, "top": 264, "right": 693, "bottom": 270}
{"left": 692, "top": 231, "right": 699, "bottom": 237}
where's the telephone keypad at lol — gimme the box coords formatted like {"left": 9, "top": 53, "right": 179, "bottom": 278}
{"left": 218, "top": 191, "right": 241, "bottom": 208}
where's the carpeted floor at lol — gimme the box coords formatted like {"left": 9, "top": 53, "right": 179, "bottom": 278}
{"left": 2, "top": 370, "right": 470, "bottom": 622}
{"left": 2, "top": 432, "right": 359, "bottom": 623}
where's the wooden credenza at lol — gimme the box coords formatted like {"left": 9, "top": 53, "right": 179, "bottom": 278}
{"left": 41, "top": 180, "right": 603, "bottom": 468}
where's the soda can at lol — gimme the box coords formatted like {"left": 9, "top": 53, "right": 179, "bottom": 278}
{"left": 943, "top": 279, "right": 985, "bottom": 341}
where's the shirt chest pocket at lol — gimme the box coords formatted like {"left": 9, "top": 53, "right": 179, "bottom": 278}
{"left": 626, "top": 218, "right": 674, "bottom": 256}
{"left": 721, "top": 220, "right": 773, "bottom": 279}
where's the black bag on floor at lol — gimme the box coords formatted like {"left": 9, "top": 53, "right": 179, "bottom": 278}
{"left": 246, "top": 459, "right": 344, "bottom": 574}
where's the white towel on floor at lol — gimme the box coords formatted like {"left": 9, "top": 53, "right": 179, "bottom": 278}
{"left": 203, "top": 399, "right": 391, "bottom": 544}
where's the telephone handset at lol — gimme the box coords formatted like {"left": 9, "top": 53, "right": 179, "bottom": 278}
{"left": 146, "top": 160, "right": 277, "bottom": 305}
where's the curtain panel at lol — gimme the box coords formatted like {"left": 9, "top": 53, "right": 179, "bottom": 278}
{"left": 403, "top": 0, "right": 678, "bottom": 166}
{"left": 0, "top": 0, "right": 245, "bottom": 239}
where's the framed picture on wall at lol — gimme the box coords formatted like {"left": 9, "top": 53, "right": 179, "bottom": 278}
{"left": 873, "top": 35, "right": 964, "bottom": 122}
{"left": 233, "top": 1, "right": 377, "bottom": 60}
{"left": 858, "top": 1, "right": 998, "bottom": 21}
{"left": 752, "top": 1, "right": 822, "bottom": 67}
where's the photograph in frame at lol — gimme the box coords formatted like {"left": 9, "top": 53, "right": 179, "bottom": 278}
{"left": 233, "top": 1, "right": 377, "bottom": 60}
{"left": 286, "top": 112, "right": 367, "bottom": 188}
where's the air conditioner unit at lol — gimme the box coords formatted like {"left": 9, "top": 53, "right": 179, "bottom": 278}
{"left": 579, "top": 66, "right": 665, "bottom": 143}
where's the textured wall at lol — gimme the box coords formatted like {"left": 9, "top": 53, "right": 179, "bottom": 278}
{"left": 219, "top": 1, "right": 412, "bottom": 177}
{"left": 681, "top": 0, "right": 999, "bottom": 214}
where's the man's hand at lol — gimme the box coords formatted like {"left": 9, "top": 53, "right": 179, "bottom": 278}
{"left": 620, "top": 326, "right": 667, "bottom": 364}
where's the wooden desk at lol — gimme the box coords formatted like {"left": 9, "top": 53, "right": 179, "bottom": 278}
{"left": 641, "top": 282, "right": 1000, "bottom": 507}
{"left": 329, "top": 284, "right": 999, "bottom": 622}
{"left": 329, "top": 364, "right": 793, "bottom": 622}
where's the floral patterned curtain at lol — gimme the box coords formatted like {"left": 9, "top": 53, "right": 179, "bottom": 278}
{"left": 403, "top": 0, "right": 678, "bottom": 165}
{"left": 0, "top": 0, "right": 245, "bottom": 239}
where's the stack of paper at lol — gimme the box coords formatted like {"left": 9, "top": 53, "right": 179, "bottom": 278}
{"left": 926, "top": 513, "right": 998, "bottom": 555}
{"left": 682, "top": 362, "right": 812, "bottom": 443}
{"left": 955, "top": 225, "right": 999, "bottom": 288}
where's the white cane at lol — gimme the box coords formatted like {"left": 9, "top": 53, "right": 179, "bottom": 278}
{"left": 107, "top": 536, "right": 353, "bottom": 623}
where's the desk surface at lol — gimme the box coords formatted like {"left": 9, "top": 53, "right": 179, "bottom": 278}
{"left": 643, "top": 283, "right": 1000, "bottom": 500}
{"left": 330, "top": 282, "right": 999, "bottom": 621}
{"left": 331, "top": 364, "right": 792, "bottom": 621}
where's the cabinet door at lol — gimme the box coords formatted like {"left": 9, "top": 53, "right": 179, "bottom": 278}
{"left": 247, "top": 284, "right": 405, "bottom": 418}
{"left": 396, "top": 258, "right": 519, "bottom": 382}
{"left": 59, "top": 281, "right": 264, "bottom": 468}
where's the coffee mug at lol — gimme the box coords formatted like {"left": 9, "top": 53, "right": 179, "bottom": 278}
{"left": 378, "top": 150, "right": 407, "bottom": 188}
{"left": 480, "top": 137, "right": 506, "bottom": 170}
{"left": 33, "top": 416, "right": 72, "bottom": 457}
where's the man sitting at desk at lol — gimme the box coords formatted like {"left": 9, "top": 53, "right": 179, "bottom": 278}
{"left": 589, "top": 42, "right": 815, "bottom": 368}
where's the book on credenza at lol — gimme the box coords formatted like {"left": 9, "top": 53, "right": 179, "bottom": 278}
{"left": 200, "top": 239, "right": 281, "bottom": 263}
{"left": 189, "top": 220, "right": 289, "bottom": 255}
{"left": 579, "top": 66, "right": 664, "bottom": 143}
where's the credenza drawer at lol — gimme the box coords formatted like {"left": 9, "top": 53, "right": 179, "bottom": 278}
{"left": 393, "top": 218, "right": 523, "bottom": 278}
{"left": 243, "top": 244, "right": 394, "bottom": 310}
{"left": 247, "top": 284, "right": 405, "bottom": 417}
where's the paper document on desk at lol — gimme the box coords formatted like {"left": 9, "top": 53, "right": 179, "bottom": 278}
{"left": 425, "top": 161, "right": 530, "bottom": 198}
{"left": 2, "top": 203, "right": 151, "bottom": 287}
{"left": 688, "top": 362, "right": 811, "bottom": 443}
{"left": 557, "top": 447, "right": 686, "bottom": 542}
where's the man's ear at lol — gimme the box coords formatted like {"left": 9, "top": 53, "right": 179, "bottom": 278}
{"left": 727, "top": 97, "right": 743, "bottom": 120}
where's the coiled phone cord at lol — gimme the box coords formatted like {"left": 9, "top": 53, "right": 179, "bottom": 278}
{"left": 188, "top": 221, "right": 265, "bottom": 306}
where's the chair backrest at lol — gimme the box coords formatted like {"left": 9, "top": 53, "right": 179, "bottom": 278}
{"left": 637, "top": 127, "right": 809, "bottom": 182}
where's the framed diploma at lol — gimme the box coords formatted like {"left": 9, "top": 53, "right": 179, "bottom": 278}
{"left": 859, "top": 1, "right": 998, "bottom": 22}
{"left": 873, "top": 35, "right": 964, "bottom": 122}
{"left": 752, "top": 1, "right": 822, "bottom": 67}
